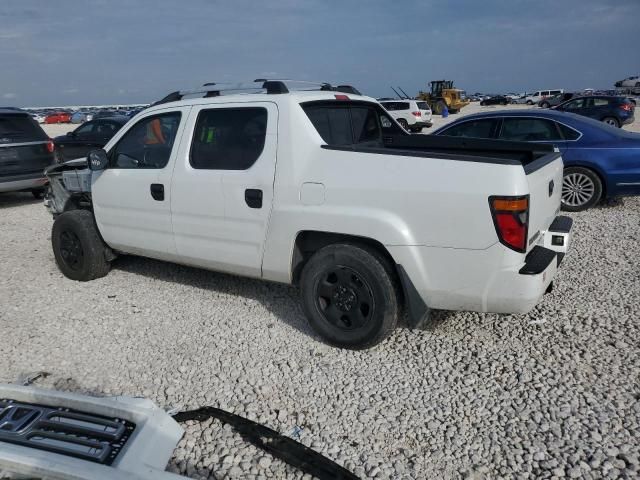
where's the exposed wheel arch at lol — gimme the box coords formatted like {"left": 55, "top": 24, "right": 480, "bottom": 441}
{"left": 291, "top": 231, "right": 396, "bottom": 286}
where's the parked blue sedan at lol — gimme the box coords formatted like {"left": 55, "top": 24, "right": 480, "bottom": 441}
{"left": 433, "top": 110, "right": 640, "bottom": 211}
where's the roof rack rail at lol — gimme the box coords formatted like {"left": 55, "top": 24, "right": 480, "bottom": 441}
{"left": 152, "top": 79, "right": 363, "bottom": 106}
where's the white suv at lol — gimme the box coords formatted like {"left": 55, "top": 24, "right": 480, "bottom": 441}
{"left": 525, "top": 89, "right": 564, "bottom": 105}
{"left": 379, "top": 100, "right": 432, "bottom": 132}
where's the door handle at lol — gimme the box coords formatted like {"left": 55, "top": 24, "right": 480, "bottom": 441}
{"left": 245, "top": 189, "right": 263, "bottom": 209}
{"left": 150, "top": 183, "right": 164, "bottom": 201}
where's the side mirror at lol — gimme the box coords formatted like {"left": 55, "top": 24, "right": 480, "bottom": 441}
{"left": 88, "top": 149, "right": 108, "bottom": 171}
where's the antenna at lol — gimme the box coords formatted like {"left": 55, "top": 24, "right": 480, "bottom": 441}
{"left": 398, "top": 87, "right": 411, "bottom": 99}
{"left": 390, "top": 87, "right": 402, "bottom": 99}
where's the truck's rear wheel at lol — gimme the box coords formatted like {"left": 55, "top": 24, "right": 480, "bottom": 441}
{"left": 52, "top": 210, "right": 111, "bottom": 281}
{"left": 561, "top": 167, "right": 602, "bottom": 212}
{"left": 300, "top": 243, "right": 400, "bottom": 349}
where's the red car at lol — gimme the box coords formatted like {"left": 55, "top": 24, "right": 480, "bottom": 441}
{"left": 44, "top": 112, "right": 72, "bottom": 124}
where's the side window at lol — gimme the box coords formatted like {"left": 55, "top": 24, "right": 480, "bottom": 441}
{"left": 190, "top": 107, "right": 267, "bottom": 170}
{"left": 439, "top": 119, "right": 497, "bottom": 139}
{"left": 111, "top": 112, "right": 181, "bottom": 169}
{"left": 397, "top": 102, "right": 410, "bottom": 111}
{"left": 381, "top": 103, "right": 393, "bottom": 111}
{"left": 499, "top": 118, "right": 560, "bottom": 141}
{"left": 304, "top": 106, "right": 352, "bottom": 145}
{"left": 557, "top": 122, "right": 580, "bottom": 141}
{"left": 303, "top": 103, "right": 402, "bottom": 146}
{"left": 593, "top": 98, "right": 609, "bottom": 107}
{"left": 96, "top": 122, "right": 117, "bottom": 135}
{"left": 75, "top": 122, "right": 95, "bottom": 135}
{"left": 564, "top": 98, "right": 585, "bottom": 109}
{"left": 351, "top": 107, "right": 381, "bottom": 144}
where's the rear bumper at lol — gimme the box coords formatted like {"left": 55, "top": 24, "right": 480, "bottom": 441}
{"left": 0, "top": 173, "right": 48, "bottom": 193}
{"left": 412, "top": 120, "right": 432, "bottom": 128}
{"left": 389, "top": 215, "right": 573, "bottom": 316}
{"left": 621, "top": 115, "right": 635, "bottom": 126}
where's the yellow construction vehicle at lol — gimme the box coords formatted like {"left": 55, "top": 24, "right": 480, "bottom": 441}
{"left": 417, "top": 80, "right": 469, "bottom": 114}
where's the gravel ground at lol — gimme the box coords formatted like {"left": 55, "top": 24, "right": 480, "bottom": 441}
{"left": 1, "top": 116, "right": 639, "bottom": 479}
{"left": 1, "top": 197, "right": 639, "bottom": 479}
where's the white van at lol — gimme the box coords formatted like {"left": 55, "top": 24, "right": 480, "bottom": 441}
{"left": 525, "top": 89, "right": 564, "bottom": 105}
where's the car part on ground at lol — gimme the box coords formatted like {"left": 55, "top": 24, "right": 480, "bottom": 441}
{"left": 173, "top": 407, "right": 358, "bottom": 479}
{"left": 0, "top": 384, "right": 359, "bottom": 480}
{"left": 0, "top": 383, "right": 185, "bottom": 480}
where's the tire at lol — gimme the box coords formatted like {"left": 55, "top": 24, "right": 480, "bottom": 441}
{"left": 51, "top": 210, "right": 111, "bottom": 281}
{"left": 602, "top": 117, "right": 619, "bottom": 128}
{"left": 434, "top": 101, "right": 446, "bottom": 115}
{"left": 397, "top": 118, "right": 409, "bottom": 131}
{"left": 480, "top": 101, "right": 486, "bottom": 106}
{"left": 300, "top": 243, "right": 400, "bottom": 349}
{"left": 501, "top": 101, "right": 507, "bottom": 106}
{"left": 540, "top": 102, "right": 550, "bottom": 108}
{"left": 410, "top": 126, "right": 423, "bottom": 133}
{"left": 526, "top": 100, "right": 533, "bottom": 105}
{"left": 31, "top": 188, "right": 45, "bottom": 199}
{"left": 561, "top": 167, "right": 603, "bottom": 212}
{"left": 635, "top": 82, "right": 640, "bottom": 88}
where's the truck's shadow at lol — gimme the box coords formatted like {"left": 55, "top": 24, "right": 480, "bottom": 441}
{"left": 112, "top": 255, "right": 319, "bottom": 340}
{"left": 0, "top": 192, "right": 41, "bottom": 209}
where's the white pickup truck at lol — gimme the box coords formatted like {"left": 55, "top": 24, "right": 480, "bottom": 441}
{"left": 44, "top": 81, "right": 572, "bottom": 349}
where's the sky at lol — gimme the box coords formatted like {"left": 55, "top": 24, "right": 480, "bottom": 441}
{"left": 1, "top": 0, "right": 638, "bottom": 107}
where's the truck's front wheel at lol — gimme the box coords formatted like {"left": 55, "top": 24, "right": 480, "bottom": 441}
{"left": 300, "top": 243, "right": 400, "bottom": 349}
{"left": 52, "top": 210, "right": 111, "bottom": 281}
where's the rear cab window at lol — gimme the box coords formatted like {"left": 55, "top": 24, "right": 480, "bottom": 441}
{"left": 0, "top": 114, "right": 48, "bottom": 144}
{"left": 303, "top": 101, "right": 404, "bottom": 147}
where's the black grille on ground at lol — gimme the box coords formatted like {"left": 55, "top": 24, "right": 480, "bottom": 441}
{"left": 0, "top": 399, "right": 136, "bottom": 465}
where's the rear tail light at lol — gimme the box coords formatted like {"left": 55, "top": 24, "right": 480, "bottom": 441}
{"left": 411, "top": 111, "right": 421, "bottom": 117}
{"left": 46, "top": 140, "right": 55, "bottom": 153}
{"left": 489, "top": 196, "right": 529, "bottom": 253}
{"left": 619, "top": 103, "right": 633, "bottom": 112}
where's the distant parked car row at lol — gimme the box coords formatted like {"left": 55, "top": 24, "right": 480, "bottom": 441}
{"left": 26, "top": 106, "right": 146, "bottom": 125}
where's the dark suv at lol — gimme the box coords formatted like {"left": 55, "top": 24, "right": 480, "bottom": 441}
{"left": 554, "top": 96, "right": 635, "bottom": 127}
{"left": 0, "top": 108, "right": 55, "bottom": 197}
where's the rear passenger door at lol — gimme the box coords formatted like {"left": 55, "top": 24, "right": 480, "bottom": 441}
{"left": 497, "top": 117, "right": 569, "bottom": 152}
{"left": 171, "top": 102, "right": 278, "bottom": 278}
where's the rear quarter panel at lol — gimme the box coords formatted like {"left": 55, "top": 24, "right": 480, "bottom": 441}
{"left": 564, "top": 139, "right": 640, "bottom": 197}
{"left": 261, "top": 99, "right": 529, "bottom": 282}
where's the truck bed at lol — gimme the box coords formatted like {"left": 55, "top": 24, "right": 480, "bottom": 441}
{"left": 383, "top": 134, "right": 557, "bottom": 170}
